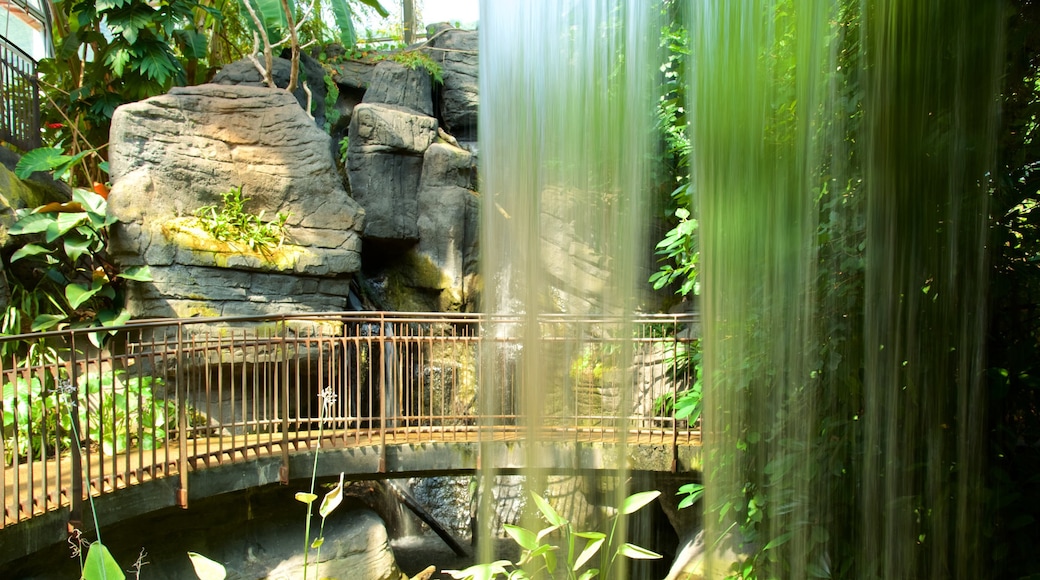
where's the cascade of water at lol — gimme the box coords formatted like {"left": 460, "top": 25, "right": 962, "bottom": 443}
{"left": 477, "top": 0, "right": 662, "bottom": 575}
{"left": 478, "top": 0, "right": 1002, "bottom": 577}
{"left": 689, "top": 1, "right": 1003, "bottom": 578}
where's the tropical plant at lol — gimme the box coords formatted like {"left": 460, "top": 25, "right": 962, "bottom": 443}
{"left": 194, "top": 185, "right": 291, "bottom": 251}
{"left": 4, "top": 185, "right": 152, "bottom": 340}
{"left": 446, "top": 491, "right": 662, "bottom": 580}
{"left": 38, "top": 0, "right": 221, "bottom": 186}
{"left": 2, "top": 371, "right": 171, "bottom": 463}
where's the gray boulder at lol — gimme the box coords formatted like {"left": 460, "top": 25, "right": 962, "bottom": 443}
{"left": 425, "top": 26, "right": 478, "bottom": 139}
{"left": 362, "top": 60, "right": 434, "bottom": 116}
{"left": 213, "top": 52, "right": 329, "bottom": 127}
{"left": 107, "top": 84, "right": 365, "bottom": 319}
{"left": 347, "top": 103, "right": 438, "bottom": 241}
{"left": 415, "top": 143, "right": 479, "bottom": 310}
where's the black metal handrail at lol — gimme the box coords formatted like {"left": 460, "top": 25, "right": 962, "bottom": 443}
{"left": 0, "top": 33, "right": 41, "bottom": 151}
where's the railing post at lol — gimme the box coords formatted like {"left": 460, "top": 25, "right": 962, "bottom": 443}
{"left": 68, "top": 331, "right": 83, "bottom": 534}
{"left": 176, "top": 324, "right": 189, "bottom": 508}
{"left": 671, "top": 316, "right": 680, "bottom": 473}
{"left": 280, "top": 318, "right": 290, "bottom": 484}
{"left": 378, "top": 312, "right": 387, "bottom": 473}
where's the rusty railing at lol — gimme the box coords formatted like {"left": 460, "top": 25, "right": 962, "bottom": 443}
{"left": 0, "top": 34, "right": 40, "bottom": 152}
{"left": 1, "top": 311, "right": 698, "bottom": 529}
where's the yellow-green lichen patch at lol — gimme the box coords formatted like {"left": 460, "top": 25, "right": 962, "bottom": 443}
{"left": 161, "top": 217, "right": 317, "bottom": 274}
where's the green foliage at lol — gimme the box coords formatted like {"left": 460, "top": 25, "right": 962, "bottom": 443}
{"left": 650, "top": 202, "right": 699, "bottom": 297}
{"left": 5, "top": 186, "right": 151, "bottom": 340}
{"left": 339, "top": 136, "right": 350, "bottom": 165}
{"left": 389, "top": 50, "right": 444, "bottom": 84}
{"left": 239, "top": 0, "right": 388, "bottom": 47}
{"left": 194, "top": 186, "right": 290, "bottom": 251}
{"left": 40, "top": 0, "right": 222, "bottom": 185}
{"left": 446, "top": 491, "right": 662, "bottom": 580}
{"left": 322, "top": 72, "right": 341, "bottom": 132}
{"left": 82, "top": 541, "right": 125, "bottom": 580}
{"left": 2, "top": 371, "right": 171, "bottom": 463}
{"left": 653, "top": 339, "right": 702, "bottom": 426}
{"left": 651, "top": 8, "right": 697, "bottom": 299}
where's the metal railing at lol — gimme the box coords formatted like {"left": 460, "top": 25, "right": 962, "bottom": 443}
{"left": 1, "top": 312, "right": 698, "bottom": 529}
{"left": 0, "top": 34, "right": 40, "bottom": 151}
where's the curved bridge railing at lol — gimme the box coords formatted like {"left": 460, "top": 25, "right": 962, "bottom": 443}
{"left": 1, "top": 311, "right": 699, "bottom": 530}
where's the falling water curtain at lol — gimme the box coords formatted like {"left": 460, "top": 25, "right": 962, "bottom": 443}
{"left": 691, "top": 0, "right": 1002, "bottom": 578}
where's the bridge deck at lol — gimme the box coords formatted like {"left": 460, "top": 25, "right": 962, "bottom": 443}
{"left": 4, "top": 425, "right": 701, "bottom": 525}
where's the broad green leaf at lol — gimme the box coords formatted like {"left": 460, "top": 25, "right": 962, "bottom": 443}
{"left": 503, "top": 524, "right": 539, "bottom": 551}
{"left": 46, "top": 212, "right": 90, "bottom": 243}
{"left": 105, "top": 46, "right": 132, "bottom": 76}
{"left": 97, "top": 308, "right": 131, "bottom": 328}
{"left": 9, "top": 212, "right": 54, "bottom": 235}
{"left": 72, "top": 187, "right": 108, "bottom": 217}
{"left": 675, "top": 207, "right": 690, "bottom": 220}
{"left": 616, "top": 542, "right": 662, "bottom": 560}
{"left": 763, "top": 531, "right": 793, "bottom": 551}
{"left": 63, "top": 230, "right": 92, "bottom": 262}
{"left": 577, "top": 570, "right": 600, "bottom": 580}
{"left": 10, "top": 243, "right": 52, "bottom": 262}
{"left": 173, "top": 28, "right": 208, "bottom": 59}
{"left": 82, "top": 542, "right": 126, "bottom": 580}
{"left": 96, "top": 0, "right": 132, "bottom": 10}
{"left": 535, "top": 523, "right": 561, "bottom": 542}
{"left": 15, "top": 147, "right": 69, "bottom": 179}
{"left": 187, "top": 551, "right": 227, "bottom": 580}
{"left": 66, "top": 279, "right": 103, "bottom": 310}
{"left": 620, "top": 490, "right": 661, "bottom": 515}
{"left": 31, "top": 313, "right": 66, "bottom": 332}
{"left": 319, "top": 472, "right": 345, "bottom": 518}
{"left": 295, "top": 491, "right": 318, "bottom": 504}
{"left": 311, "top": 537, "right": 324, "bottom": 549}
{"left": 357, "top": 0, "right": 389, "bottom": 18}
{"left": 530, "top": 492, "right": 565, "bottom": 526}
{"left": 106, "top": 3, "right": 157, "bottom": 45}
{"left": 329, "top": 0, "right": 358, "bottom": 47}
{"left": 117, "top": 265, "right": 153, "bottom": 281}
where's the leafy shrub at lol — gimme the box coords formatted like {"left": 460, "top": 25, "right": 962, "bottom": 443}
{"left": 5, "top": 186, "right": 152, "bottom": 340}
{"left": 2, "top": 371, "right": 171, "bottom": 462}
{"left": 194, "top": 185, "right": 290, "bottom": 251}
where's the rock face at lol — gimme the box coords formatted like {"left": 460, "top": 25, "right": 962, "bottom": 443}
{"left": 344, "top": 45, "right": 480, "bottom": 311}
{"left": 425, "top": 26, "right": 479, "bottom": 140}
{"left": 212, "top": 53, "right": 330, "bottom": 128}
{"left": 107, "top": 84, "right": 365, "bottom": 319}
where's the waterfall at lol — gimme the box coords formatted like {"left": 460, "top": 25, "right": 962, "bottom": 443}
{"left": 477, "top": 0, "right": 1003, "bottom": 577}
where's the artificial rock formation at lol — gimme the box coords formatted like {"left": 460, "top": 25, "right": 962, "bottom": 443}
{"left": 107, "top": 84, "right": 365, "bottom": 319}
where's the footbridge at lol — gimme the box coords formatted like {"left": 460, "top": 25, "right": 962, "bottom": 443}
{"left": 0, "top": 312, "right": 700, "bottom": 564}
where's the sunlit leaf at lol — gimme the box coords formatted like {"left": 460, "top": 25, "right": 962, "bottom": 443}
{"left": 531, "top": 492, "right": 565, "bottom": 526}
{"left": 82, "top": 542, "right": 126, "bottom": 580}
{"left": 295, "top": 491, "right": 318, "bottom": 505}
{"left": 616, "top": 542, "right": 662, "bottom": 560}
{"left": 66, "top": 279, "right": 103, "bottom": 310}
{"left": 187, "top": 551, "right": 227, "bottom": 580}
{"left": 319, "top": 472, "right": 345, "bottom": 518}
{"left": 504, "top": 524, "right": 539, "bottom": 551}
{"left": 30, "top": 314, "right": 66, "bottom": 332}
{"left": 620, "top": 490, "right": 661, "bottom": 515}
{"left": 573, "top": 535, "right": 604, "bottom": 570}
{"left": 10, "top": 243, "right": 52, "bottom": 263}
{"left": 117, "top": 265, "right": 153, "bottom": 281}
